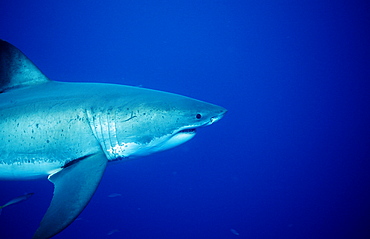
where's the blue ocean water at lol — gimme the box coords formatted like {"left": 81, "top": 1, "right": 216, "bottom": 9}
{"left": 1, "top": 1, "right": 369, "bottom": 238}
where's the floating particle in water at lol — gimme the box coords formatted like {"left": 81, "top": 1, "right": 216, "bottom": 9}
{"left": 230, "top": 228, "right": 239, "bottom": 236}
{"left": 107, "top": 229, "right": 120, "bottom": 235}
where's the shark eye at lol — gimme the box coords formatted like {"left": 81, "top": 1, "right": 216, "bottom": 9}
{"left": 196, "top": 114, "right": 202, "bottom": 119}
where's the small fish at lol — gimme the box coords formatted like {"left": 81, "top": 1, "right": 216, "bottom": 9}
{"left": 107, "top": 229, "right": 120, "bottom": 235}
{"left": 230, "top": 228, "right": 239, "bottom": 236}
{"left": 0, "top": 193, "right": 34, "bottom": 215}
{"left": 108, "top": 193, "right": 122, "bottom": 198}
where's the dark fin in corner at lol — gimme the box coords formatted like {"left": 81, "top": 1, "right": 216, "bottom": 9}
{"left": 32, "top": 153, "right": 108, "bottom": 239}
{"left": 0, "top": 40, "right": 50, "bottom": 93}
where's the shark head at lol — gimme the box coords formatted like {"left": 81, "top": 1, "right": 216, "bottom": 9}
{"left": 87, "top": 86, "right": 227, "bottom": 160}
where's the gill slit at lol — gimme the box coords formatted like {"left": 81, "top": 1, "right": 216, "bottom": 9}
{"left": 107, "top": 108, "right": 119, "bottom": 160}
{"left": 86, "top": 108, "right": 107, "bottom": 157}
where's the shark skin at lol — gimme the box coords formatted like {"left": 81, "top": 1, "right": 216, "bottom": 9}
{"left": 0, "top": 40, "right": 227, "bottom": 239}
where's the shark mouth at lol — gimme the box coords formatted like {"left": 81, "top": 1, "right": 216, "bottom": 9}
{"left": 177, "top": 128, "right": 197, "bottom": 134}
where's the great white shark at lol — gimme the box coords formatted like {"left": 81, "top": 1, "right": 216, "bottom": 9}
{"left": 0, "top": 40, "right": 227, "bottom": 238}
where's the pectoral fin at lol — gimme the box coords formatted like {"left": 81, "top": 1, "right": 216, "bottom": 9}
{"left": 33, "top": 153, "right": 108, "bottom": 239}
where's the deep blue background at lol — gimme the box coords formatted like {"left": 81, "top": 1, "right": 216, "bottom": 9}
{"left": 1, "top": 1, "right": 369, "bottom": 238}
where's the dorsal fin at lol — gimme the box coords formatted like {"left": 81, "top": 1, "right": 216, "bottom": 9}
{"left": 0, "top": 40, "right": 50, "bottom": 93}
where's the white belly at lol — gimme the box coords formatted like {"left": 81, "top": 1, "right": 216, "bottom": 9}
{"left": 0, "top": 161, "right": 63, "bottom": 180}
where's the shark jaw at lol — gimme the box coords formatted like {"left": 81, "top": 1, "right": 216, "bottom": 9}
{"left": 155, "top": 128, "right": 197, "bottom": 152}
{"left": 106, "top": 127, "right": 197, "bottom": 160}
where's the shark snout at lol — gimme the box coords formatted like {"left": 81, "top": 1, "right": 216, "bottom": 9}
{"left": 207, "top": 107, "right": 227, "bottom": 126}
